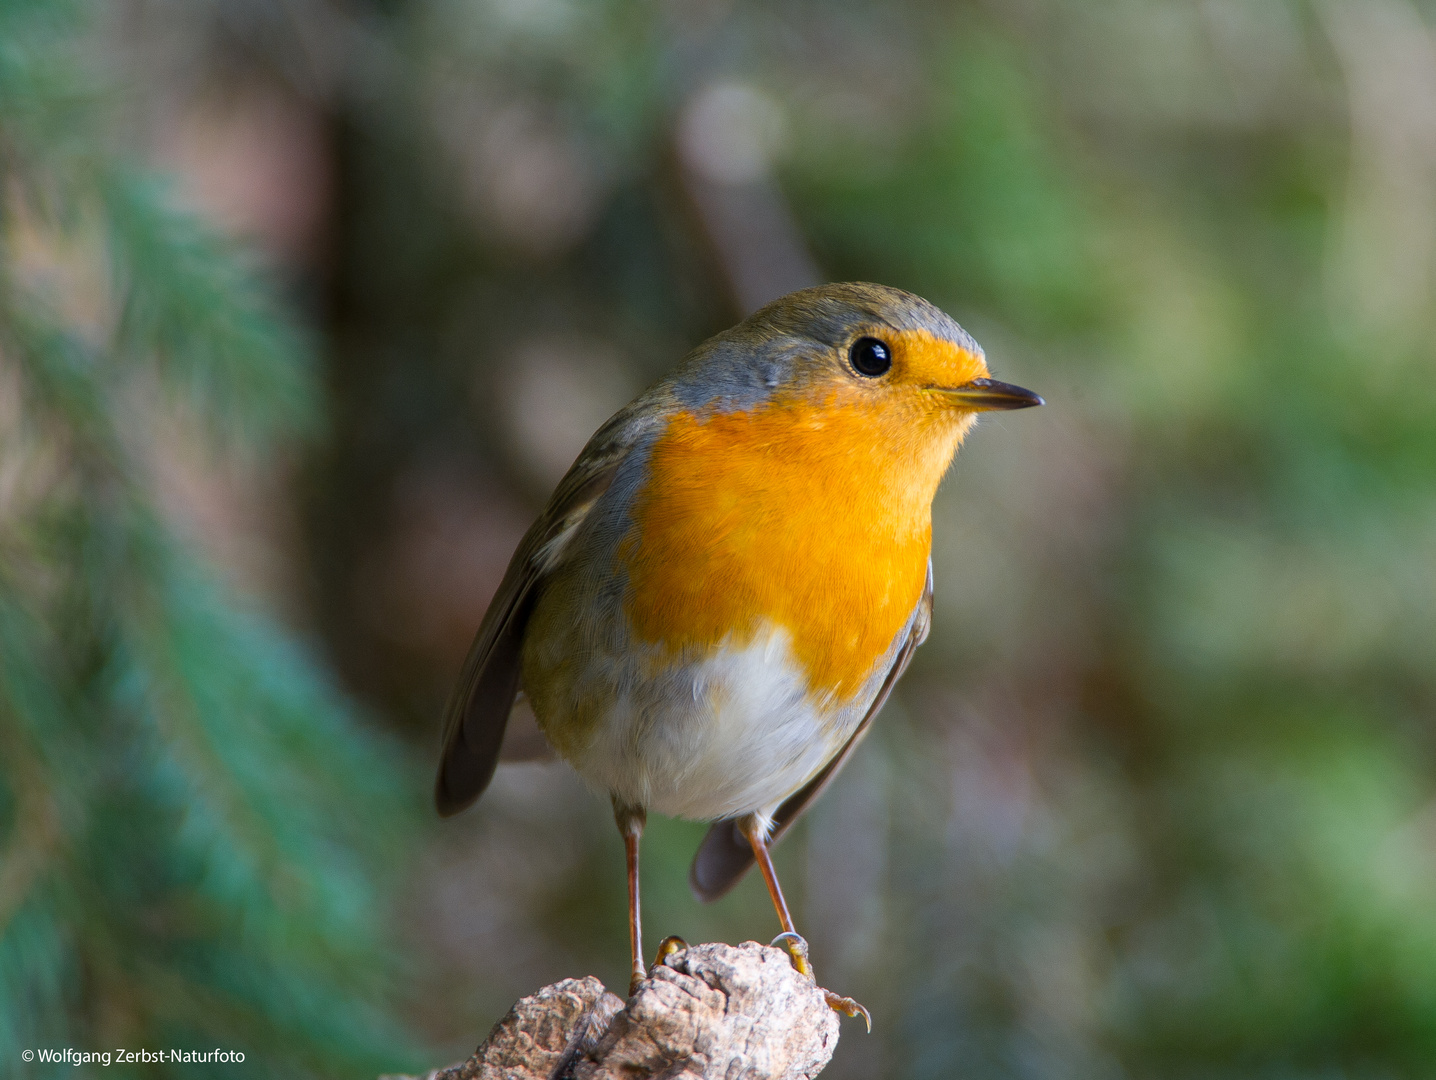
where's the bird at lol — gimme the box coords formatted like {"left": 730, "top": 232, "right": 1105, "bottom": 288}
{"left": 435, "top": 282, "right": 1042, "bottom": 1023}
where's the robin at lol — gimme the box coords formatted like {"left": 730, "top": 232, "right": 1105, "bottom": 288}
{"left": 435, "top": 282, "right": 1042, "bottom": 1024}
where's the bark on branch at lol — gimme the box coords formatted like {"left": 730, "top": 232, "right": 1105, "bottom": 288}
{"left": 400, "top": 941, "right": 842, "bottom": 1080}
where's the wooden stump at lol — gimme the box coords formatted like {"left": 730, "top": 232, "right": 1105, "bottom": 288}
{"left": 402, "top": 941, "right": 843, "bottom": 1080}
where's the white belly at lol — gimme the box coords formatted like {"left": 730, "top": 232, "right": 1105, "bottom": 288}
{"left": 567, "top": 623, "right": 861, "bottom": 821}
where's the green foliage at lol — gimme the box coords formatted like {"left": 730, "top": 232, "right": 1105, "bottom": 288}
{"left": 0, "top": 0, "right": 421, "bottom": 1075}
{"left": 104, "top": 173, "right": 319, "bottom": 445}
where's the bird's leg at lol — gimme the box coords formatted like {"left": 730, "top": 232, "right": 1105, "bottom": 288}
{"left": 738, "top": 813, "right": 872, "bottom": 1031}
{"left": 738, "top": 814, "right": 803, "bottom": 958}
{"left": 613, "top": 798, "right": 648, "bottom": 996}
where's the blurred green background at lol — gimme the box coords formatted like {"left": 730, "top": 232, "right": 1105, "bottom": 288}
{"left": 4, "top": 0, "right": 1436, "bottom": 1076}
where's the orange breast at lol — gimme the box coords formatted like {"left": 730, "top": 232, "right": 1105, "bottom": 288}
{"left": 622, "top": 386, "right": 965, "bottom": 703}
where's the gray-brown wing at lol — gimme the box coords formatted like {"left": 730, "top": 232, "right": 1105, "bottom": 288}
{"left": 689, "top": 561, "right": 933, "bottom": 901}
{"left": 434, "top": 405, "right": 655, "bottom": 817}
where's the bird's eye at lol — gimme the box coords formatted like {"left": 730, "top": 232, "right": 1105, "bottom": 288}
{"left": 849, "top": 337, "right": 892, "bottom": 377}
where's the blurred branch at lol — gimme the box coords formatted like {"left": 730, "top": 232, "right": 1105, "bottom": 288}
{"left": 400, "top": 942, "right": 841, "bottom": 1080}
{"left": 676, "top": 84, "right": 821, "bottom": 315}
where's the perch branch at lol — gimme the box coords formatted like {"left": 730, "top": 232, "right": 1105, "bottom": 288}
{"left": 394, "top": 941, "right": 843, "bottom": 1080}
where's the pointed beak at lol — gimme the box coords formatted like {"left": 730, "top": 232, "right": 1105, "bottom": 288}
{"left": 940, "top": 377, "right": 1044, "bottom": 411}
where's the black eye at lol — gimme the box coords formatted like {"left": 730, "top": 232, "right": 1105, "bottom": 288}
{"left": 849, "top": 337, "right": 892, "bottom": 377}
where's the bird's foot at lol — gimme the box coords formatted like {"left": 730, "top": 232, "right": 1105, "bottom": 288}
{"left": 652, "top": 935, "right": 688, "bottom": 970}
{"left": 770, "top": 932, "right": 871, "bottom": 1031}
{"left": 631, "top": 936, "right": 688, "bottom": 994}
{"left": 770, "top": 931, "right": 814, "bottom": 979}
{"left": 823, "top": 990, "right": 872, "bottom": 1032}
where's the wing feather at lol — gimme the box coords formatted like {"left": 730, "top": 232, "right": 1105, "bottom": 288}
{"left": 434, "top": 407, "right": 654, "bottom": 816}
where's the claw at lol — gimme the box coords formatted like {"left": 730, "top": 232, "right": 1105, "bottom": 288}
{"left": 824, "top": 990, "right": 872, "bottom": 1032}
{"left": 769, "top": 931, "right": 814, "bottom": 980}
{"left": 770, "top": 933, "right": 871, "bottom": 1031}
{"left": 652, "top": 935, "right": 687, "bottom": 970}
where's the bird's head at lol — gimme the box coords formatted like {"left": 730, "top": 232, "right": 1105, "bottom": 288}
{"left": 670, "top": 282, "right": 1042, "bottom": 482}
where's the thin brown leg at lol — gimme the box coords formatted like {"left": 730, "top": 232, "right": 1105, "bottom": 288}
{"left": 739, "top": 814, "right": 797, "bottom": 936}
{"left": 613, "top": 798, "right": 647, "bottom": 995}
{"left": 738, "top": 812, "right": 872, "bottom": 1031}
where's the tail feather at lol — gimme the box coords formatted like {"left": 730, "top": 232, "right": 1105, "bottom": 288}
{"left": 434, "top": 591, "right": 532, "bottom": 817}
{"left": 690, "top": 818, "right": 752, "bottom": 902}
